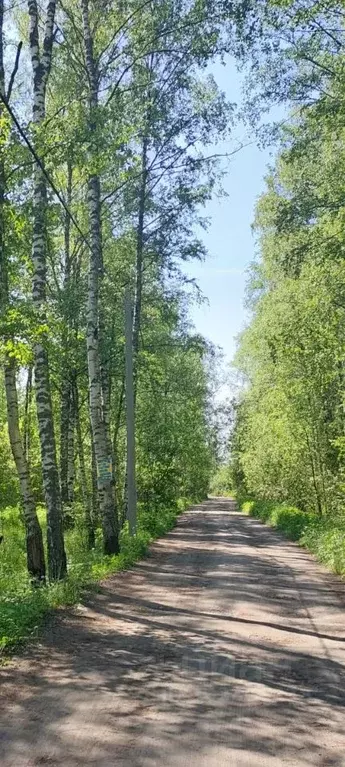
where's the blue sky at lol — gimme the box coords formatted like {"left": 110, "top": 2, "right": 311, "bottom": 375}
{"left": 185, "top": 59, "right": 275, "bottom": 368}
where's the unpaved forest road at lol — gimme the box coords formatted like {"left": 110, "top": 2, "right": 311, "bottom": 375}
{"left": 1, "top": 499, "right": 345, "bottom": 767}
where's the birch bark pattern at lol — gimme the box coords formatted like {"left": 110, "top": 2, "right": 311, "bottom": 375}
{"left": 0, "top": 0, "right": 46, "bottom": 581}
{"left": 132, "top": 135, "right": 148, "bottom": 402}
{"left": 28, "top": 0, "right": 67, "bottom": 580}
{"left": 81, "top": 0, "right": 119, "bottom": 554}
{"left": 60, "top": 161, "right": 74, "bottom": 511}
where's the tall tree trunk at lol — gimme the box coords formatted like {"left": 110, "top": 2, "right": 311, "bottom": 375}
{"left": 112, "top": 376, "right": 125, "bottom": 523}
{"left": 74, "top": 383, "right": 95, "bottom": 549}
{"left": 60, "top": 379, "right": 75, "bottom": 526}
{"left": 81, "top": 0, "right": 119, "bottom": 555}
{"left": 4, "top": 361, "right": 46, "bottom": 580}
{"left": 123, "top": 136, "right": 148, "bottom": 521}
{"left": 132, "top": 135, "right": 148, "bottom": 404}
{"left": 91, "top": 420, "right": 100, "bottom": 526}
{"left": 0, "top": 1, "right": 46, "bottom": 582}
{"left": 23, "top": 366, "right": 33, "bottom": 466}
{"left": 28, "top": 0, "right": 66, "bottom": 580}
{"left": 60, "top": 160, "right": 74, "bottom": 513}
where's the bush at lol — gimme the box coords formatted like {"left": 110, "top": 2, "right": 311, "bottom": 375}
{"left": 242, "top": 499, "right": 316, "bottom": 540}
{"left": 302, "top": 517, "right": 345, "bottom": 575}
{"left": 241, "top": 498, "right": 345, "bottom": 575}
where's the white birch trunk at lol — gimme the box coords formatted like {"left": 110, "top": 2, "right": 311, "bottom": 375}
{"left": 81, "top": 0, "right": 119, "bottom": 554}
{"left": 132, "top": 135, "right": 148, "bottom": 397}
{"left": 28, "top": 0, "right": 66, "bottom": 580}
{"left": 0, "top": 0, "right": 46, "bottom": 581}
{"left": 60, "top": 160, "right": 75, "bottom": 516}
{"left": 4, "top": 361, "right": 46, "bottom": 579}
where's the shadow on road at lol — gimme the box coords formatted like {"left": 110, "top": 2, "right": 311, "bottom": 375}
{"left": 1, "top": 498, "right": 344, "bottom": 766}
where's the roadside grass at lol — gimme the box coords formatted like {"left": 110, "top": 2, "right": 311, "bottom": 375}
{"left": 240, "top": 498, "right": 345, "bottom": 576}
{"left": 0, "top": 498, "right": 190, "bottom": 654}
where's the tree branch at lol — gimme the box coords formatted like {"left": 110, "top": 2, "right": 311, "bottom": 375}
{"left": 6, "top": 41, "right": 22, "bottom": 102}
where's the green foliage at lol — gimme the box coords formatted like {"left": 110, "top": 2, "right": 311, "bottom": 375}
{"left": 0, "top": 499, "right": 190, "bottom": 653}
{"left": 242, "top": 497, "right": 345, "bottom": 575}
{"left": 242, "top": 499, "right": 315, "bottom": 540}
{"left": 302, "top": 517, "right": 345, "bottom": 576}
{"left": 209, "top": 464, "right": 233, "bottom": 496}
{"left": 0, "top": 0, "right": 223, "bottom": 588}
{"left": 231, "top": 86, "right": 345, "bottom": 514}
{"left": 135, "top": 300, "right": 215, "bottom": 509}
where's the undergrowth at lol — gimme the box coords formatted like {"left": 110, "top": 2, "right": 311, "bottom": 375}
{"left": 0, "top": 498, "right": 189, "bottom": 654}
{"left": 241, "top": 498, "right": 345, "bottom": 576}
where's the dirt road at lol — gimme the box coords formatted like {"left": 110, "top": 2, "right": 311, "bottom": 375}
{"left": 1, "top": 498, "right": 345, "bottom": 766}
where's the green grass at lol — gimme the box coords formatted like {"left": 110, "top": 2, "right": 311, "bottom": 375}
{"left": 0, "top": 498, "right": 190, "bottom": 654}
{"left": 241, "top": 498, "right": 345, "bottom": 575}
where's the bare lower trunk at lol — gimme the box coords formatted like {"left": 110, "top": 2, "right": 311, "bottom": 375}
{"left": 4, "top": 360, "right": 46, "bottom": 580}
{"left": 28, "top": 0, "right": 66, "bottom": 580}
{"left": 34, "top": 340, "right": 66, "bottom": 579}
{"left": 67, "top": 399, "right": 75, "bottom": 504}
{"left": 100, "top": 333, "right": 113, "bottom": 477}
{"left": 91, "top": 423, "right": 100, "bottom": 526}
{"left": 60, "top": 379, "right": 75, "bottom": 527}
{"left": 113, "top": 376, "right": 125, "bottom": 521}
{"left": 60, "top": 378, "right": 71, "bottom": 504}
{"left": 81, "top": 0, "right": 119, "bottom": 555}
{"left": 23, "top": 366, "right": 33, "bottom": 466}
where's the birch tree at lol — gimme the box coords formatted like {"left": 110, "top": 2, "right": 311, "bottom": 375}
{"left": 59, "top": 160, "right": 74, "bottom": 512}
{"left": 80, "top": 0, "right": 119, "bottom": 554}
{"left": 28, "top": 0, "right": 67, "bottom": 580}
{"left": 0, "top": 0, "right": 46, "bottom": 581}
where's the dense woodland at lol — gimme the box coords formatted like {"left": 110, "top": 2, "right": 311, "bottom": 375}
{"left": 225, "top": 2, "right": 345, "bottom": 575}
{"left": 0, "top": 0, "right": 240, "bottom": 616}
{"left": 231, "top": 1, "right": 345, "bottom": 513}
{"left": 2, "top": 0, "right": 345, "bottom": 647}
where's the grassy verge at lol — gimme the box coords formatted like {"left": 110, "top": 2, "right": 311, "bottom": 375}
{"left": 240, "top": 499, "right": 345, "bottom": 576}
{"left": 0, "top": 498, "right": 190, "bottom": 654}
